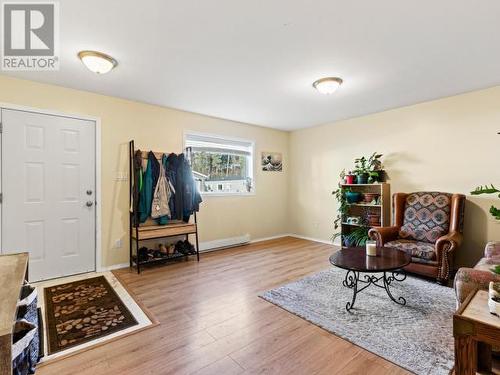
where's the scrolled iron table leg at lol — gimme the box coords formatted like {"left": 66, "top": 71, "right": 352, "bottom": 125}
{"left": 383, "top": 271, "right": 407, "bottom": 306}
{"left": 345, "top": 271, "right": 359, "bottom": 311}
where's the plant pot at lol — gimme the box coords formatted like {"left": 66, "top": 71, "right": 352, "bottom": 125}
{"left": 367, "top": 213, "right": 381, "bottom": 226}
{"left": 356, "top": 174, "right": 368, "bottom": 184}
{"left": 345, "top": 191, "right": 362, "bottom": 204}
{"left": 363, "top": 193, "right": 379, "bottom": 204}
{"left": 346, "top": 175, "right": 356, "bottom": 184}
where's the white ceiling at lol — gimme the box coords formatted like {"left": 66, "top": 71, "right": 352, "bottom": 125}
{"left": 5, "top": 0, "right": 500, "bottom": 130}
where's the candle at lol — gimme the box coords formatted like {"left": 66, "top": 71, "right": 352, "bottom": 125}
{"left": 366, "top": 240, "right": 377, "bottom": 257}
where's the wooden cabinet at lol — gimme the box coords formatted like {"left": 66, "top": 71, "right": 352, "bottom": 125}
{"left": 0, "top": 252, "right": 29, "bottom": 375}
{"left": 340, "top": 183, "right": 390, "bottom": 246}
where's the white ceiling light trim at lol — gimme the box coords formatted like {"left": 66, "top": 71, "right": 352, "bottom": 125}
{"left": 78, "top": 50, "right": 117, "bottom": 74}
{"left": 312, "top": 77, "right": 343, "bottom": 95}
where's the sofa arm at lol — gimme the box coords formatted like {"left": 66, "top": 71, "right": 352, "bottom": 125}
{"left": 454, "top": 267, "right": 500, "bottom": 305}
{"left": 368, "top": 226, "right": 400, "bottom": 246}
{"left": 485, "top": 241, "right": 500, "bottom": 259}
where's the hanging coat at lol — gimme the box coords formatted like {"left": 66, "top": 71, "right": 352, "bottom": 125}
{"left": 166, "top": 153, "right": 178, "bottom": 219}
{"left": 151, "top": 154, "right": 172, "bottom": 224}
{"left": 139, "top": 151, "right": 159, "bottom": 223}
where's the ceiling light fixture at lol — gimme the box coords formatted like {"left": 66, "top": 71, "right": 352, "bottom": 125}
{"left": 312, "top": 77, "right": 343, "bottom": 95}
{"left": 78, "top": 50, "right": 117, "bottom": 74}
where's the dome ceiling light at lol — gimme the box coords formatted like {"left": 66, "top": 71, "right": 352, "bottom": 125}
{"left": 78, "top": 50, "right": 117, "bottom": 74}
{"left": 312, "top": 77, "right": 343, "bottom": 95}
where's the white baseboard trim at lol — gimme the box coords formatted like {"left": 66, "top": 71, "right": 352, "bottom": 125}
{"left": 99, "top": 262, "right": 129, "bottom": 272}
{"left": 288, "top": 234, "right": 336, "bottom": 246}
{"left": 249, "top": 233, "right": 293, "bottom": 243}
{"left": 199, "top": 234, "right": 251, "bottom": 252}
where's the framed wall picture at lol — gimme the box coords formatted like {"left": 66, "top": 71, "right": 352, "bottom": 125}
{"left": 261, "top": 152, "right": 283, "bottom": 172}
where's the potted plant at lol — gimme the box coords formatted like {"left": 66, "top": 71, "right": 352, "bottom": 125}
{"left": 345, "top": 170, "right": 356, "bottom": 184}
{"left": 354, "top": 153, "right": 385, "bottom": 184}
{"left": 343, "top": 227, "right": 370, "bottom": 247}
{"left": 354, "top": 156, "right": 369, "bottom": 184}
{"left": 332, "top": 184, "right": 349, "bottom": 242}
{"left": 471, "top": 184, "right": 500, "bottom": 220}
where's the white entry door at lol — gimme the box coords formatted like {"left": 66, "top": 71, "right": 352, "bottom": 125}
{"left": 1, "top": 109, "right": 96, "bottom": 281}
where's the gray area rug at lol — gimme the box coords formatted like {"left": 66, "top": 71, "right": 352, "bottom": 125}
{"left": 260, "top": 267, "right": 455, "bottom": 375}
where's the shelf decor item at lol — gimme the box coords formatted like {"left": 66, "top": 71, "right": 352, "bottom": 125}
{"left": 354, "top": 153, "right": 385, "bottom": 184}
{"left": 363, "top": 193, "right": 379, "bottom": 204}
{"left": 346, "top": 171, "right": 356, "bottom": 185}
{"left": 345, "top": 191, "right": 362, "bottom": 203}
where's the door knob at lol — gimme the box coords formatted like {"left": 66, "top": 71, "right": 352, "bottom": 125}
{"left": 86, "top": 201, "right": 94, "bottom": 207}
{"left": 86, "top": 190, "right": 93, "bottom": 195}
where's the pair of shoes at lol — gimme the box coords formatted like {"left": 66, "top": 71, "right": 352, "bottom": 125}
{"left": 174, "top": 240, "right": 196, "bottom": 255}
{"left": 184, "top": 240, "right": 196, "bottom": 255}
{"left": 138, "top": 247, "right": 149, "bottom": 262}
{"left": 175, "top": 241, "right": 188, "bottom": 255}
{"left": 159, "top": 244, "right": 170, "bottom": 256}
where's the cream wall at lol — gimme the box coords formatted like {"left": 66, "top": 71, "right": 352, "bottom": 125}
{"left": 289, "top": 86, "right": 500, "bottom": 268}
{"left": 0, "top": 75, "right": 289, "bottom": 267}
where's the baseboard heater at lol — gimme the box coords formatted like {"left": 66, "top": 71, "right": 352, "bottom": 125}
{"left": 199, "top": 234, "right": 251, "bottom": 252}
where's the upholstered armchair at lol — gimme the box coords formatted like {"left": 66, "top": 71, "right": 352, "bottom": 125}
{"left": 368, "top": 192, "right": 466, "bottom": 283}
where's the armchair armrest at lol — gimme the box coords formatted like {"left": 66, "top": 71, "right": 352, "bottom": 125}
{"left": 436, "top": 231, "right": 463, "bottom": 254}
{"left": 435, "top": 231, "right": 463, "bottom": 283}
{"left": 368, "top": 226, "right": 400, "bottom": 246}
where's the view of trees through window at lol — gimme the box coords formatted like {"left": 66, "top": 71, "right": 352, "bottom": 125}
{"left": 192, "top": 151, "right": 248, "bottom": 179}
{"left": 191, "top": 151, "right": 253, "bottom": 193}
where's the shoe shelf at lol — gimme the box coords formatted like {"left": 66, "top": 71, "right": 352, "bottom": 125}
{"left": 131, "top": 251, "right": 194, "bottom": 267}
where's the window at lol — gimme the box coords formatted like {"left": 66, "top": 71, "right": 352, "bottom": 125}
{"left": 185, "top": 132, "right": 254, "bottom": 195}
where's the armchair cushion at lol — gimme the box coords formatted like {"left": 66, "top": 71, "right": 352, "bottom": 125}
{"left": 399, "top": 192, "right": 452, "bottom": 243}
{"left": 385, "top": 239, "right": 436, "bottom": 261}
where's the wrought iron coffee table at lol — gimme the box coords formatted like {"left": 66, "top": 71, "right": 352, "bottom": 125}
{"left": 329, "top": 246, "right": 411, "bottom": 311}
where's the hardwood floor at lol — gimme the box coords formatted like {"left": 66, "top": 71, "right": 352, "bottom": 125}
{"left": 37, "top": 237, "right": 410, "bottom": 375}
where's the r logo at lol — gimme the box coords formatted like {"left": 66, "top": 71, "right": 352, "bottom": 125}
{"left": 4, "top": 3, "right": 54, "bottom": 56}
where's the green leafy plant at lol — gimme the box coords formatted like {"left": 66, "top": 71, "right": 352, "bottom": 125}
{"left": 354, "top": 153, "right": 384, "bottom": 182}
{"left": 491, "top": 265, "right": 500, "bottom": 275}
{"left": 331, "top": 185, "right": 350, "bottom": 241}
{"left": 344, "top": 227, "right": 370, "bottom": 247}
{"left": 471, "top": 184, "right": 500, "bottom": 220}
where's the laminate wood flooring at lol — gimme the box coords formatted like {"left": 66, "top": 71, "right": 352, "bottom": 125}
{"left": 37, "top": 237, "right": 410, "bottom": 375}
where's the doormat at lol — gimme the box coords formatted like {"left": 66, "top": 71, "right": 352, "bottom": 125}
{"left": 44, "top": 275, "right": 138, "bottom": 354}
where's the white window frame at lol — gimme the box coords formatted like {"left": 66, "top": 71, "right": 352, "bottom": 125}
{"left": 184, "top": 130, "right": 256, "bottom": 197}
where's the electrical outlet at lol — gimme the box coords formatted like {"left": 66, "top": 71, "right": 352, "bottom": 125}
{"left": 114, "top": 239, "right": 122, "bottom": 248}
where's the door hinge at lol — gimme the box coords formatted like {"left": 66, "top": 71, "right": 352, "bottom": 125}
{"left": 0, "top": 193, "right": 3, "bottom": 203}
{"left": 0, "top": 122, "right": 2, "bottom": 133}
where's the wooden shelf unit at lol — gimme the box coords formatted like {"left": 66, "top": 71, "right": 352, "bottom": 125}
{"left": 0, "top": 253, "right": 29, "bottom": 375}
{"left": 340, "top": 182, "right": 390, "bottom": 245}
{"left": 129, "top": 140, "right": 200, "bottom": 274}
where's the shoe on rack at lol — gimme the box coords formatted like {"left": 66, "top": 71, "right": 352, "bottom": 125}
{"left": 183, "top": 240, "right": 196, "bottom": 255}
{"left": 138, "top": 247, "right": 149, "bottom": 262}
{"left": 175, "top": 241, "right": 188, "bottom": 255}
{"left": 159, "top": 243, "right": 169, "bottom": 256}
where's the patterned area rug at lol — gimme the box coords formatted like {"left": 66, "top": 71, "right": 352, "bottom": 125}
{"left": 44, "top": 275, "right": 138, "bottom": 354}
{"left": 260, "top": 268, "right": 455, "bottom": 375}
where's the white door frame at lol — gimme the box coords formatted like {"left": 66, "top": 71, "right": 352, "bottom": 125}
{"left": 0, "top": 102, "right": 103, "bottom": 273}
